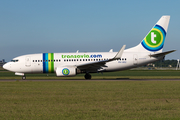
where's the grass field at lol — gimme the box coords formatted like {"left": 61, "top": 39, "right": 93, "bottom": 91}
{"left": 1, "top": 67, "right": 180, "bottom": 119}
{"left": 0, "top": 81, "right": 180, "bottom": 120}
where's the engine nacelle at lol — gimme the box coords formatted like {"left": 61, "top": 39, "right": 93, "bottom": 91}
{"left": 56, "top": 66, "right": 77, "bottom": 77}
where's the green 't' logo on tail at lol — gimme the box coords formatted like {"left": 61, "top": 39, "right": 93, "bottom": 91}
{"left": 141, "top": 25, "right": 166, "bottom": 51}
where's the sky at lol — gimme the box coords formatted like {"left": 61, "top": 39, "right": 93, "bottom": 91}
{"left": 0, "top": 0, "right": 180, "bottom": 61}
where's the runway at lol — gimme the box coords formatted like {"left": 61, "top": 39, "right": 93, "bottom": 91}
{"left": 1, "top": 79, "right": 180, "bottom": 81}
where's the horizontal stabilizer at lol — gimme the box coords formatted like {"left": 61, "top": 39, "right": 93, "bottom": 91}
{"left": 149, "top": 50, "right": 176, "bottom": 57}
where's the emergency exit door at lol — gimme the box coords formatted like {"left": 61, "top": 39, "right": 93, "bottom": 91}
{"left": 133, "top": 54, "right": 138, "bottom": 65}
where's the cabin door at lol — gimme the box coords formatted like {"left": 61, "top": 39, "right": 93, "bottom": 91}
{"left": 25, "top": 56, "right": 31, "bottom": 67}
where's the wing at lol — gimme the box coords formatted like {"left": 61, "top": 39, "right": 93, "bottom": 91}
{"left": 77, "top": 45, "right": 126, "bottom": 72}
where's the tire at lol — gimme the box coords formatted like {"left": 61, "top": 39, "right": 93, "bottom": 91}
{"left": 84, "top": 73, "right": 91, "bottom": 79}
{"left": 22, "top": 76, "right": 26, "bottom": 80}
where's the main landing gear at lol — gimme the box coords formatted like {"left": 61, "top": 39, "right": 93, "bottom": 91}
{"left": 84, "top": 73, "right": 91, "bottom": 79}
{"left": 22, "top": 76, "right": 26, "bottom": 80}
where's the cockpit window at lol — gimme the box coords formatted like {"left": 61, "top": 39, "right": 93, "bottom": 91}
{"left": 11, "top": 60, "right": 19, "bottom": 62}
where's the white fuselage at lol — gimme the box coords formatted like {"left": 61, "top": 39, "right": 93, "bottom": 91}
{"left": 3, "top": 51, "right": 162, "bottom": 74}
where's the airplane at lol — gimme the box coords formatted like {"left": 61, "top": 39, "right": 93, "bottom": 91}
{"left": 3, "top": 15, "right": 175, "bottom": 80}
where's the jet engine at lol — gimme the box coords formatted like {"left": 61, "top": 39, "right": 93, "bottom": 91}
{"left": 56, "top": 66, "right": 77, "bottom": 77}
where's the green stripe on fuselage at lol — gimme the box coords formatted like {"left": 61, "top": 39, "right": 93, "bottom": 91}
{"left": 48, "top": 53, "right": 54, "bottom": 73}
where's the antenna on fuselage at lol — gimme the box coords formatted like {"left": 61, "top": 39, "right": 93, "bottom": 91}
{"left": 109, "top": 49, "right": 113, "bottom": 52}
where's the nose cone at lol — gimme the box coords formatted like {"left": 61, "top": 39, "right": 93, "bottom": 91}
{"left": 3, "top": 63, "right": 10, "bottom": 71}
{"left": 3, "top": 63, "right": 7, "bottom": 70}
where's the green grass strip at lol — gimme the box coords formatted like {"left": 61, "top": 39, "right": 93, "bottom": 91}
{"left": 0, "top": 81, "right": 180, "bottom": 119}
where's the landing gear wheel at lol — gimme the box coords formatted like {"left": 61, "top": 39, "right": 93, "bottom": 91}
{"left": 22, "top": 76, "right": 26, "bottom": 80}
{"left": 84, "top": 73, "right": 91, "bottom": 79}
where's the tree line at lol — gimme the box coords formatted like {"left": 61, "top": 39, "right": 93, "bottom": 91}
{"left": 147, "top": 59, "right": 178, "bottom": 67}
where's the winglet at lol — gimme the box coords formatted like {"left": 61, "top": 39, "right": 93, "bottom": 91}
{"left": 114, "top": 45, "right": 126, "bottom": 59}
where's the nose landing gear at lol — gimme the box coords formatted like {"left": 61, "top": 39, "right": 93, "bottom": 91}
{"left": 22, "top": 76, "right": 26, "bottom": 80}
